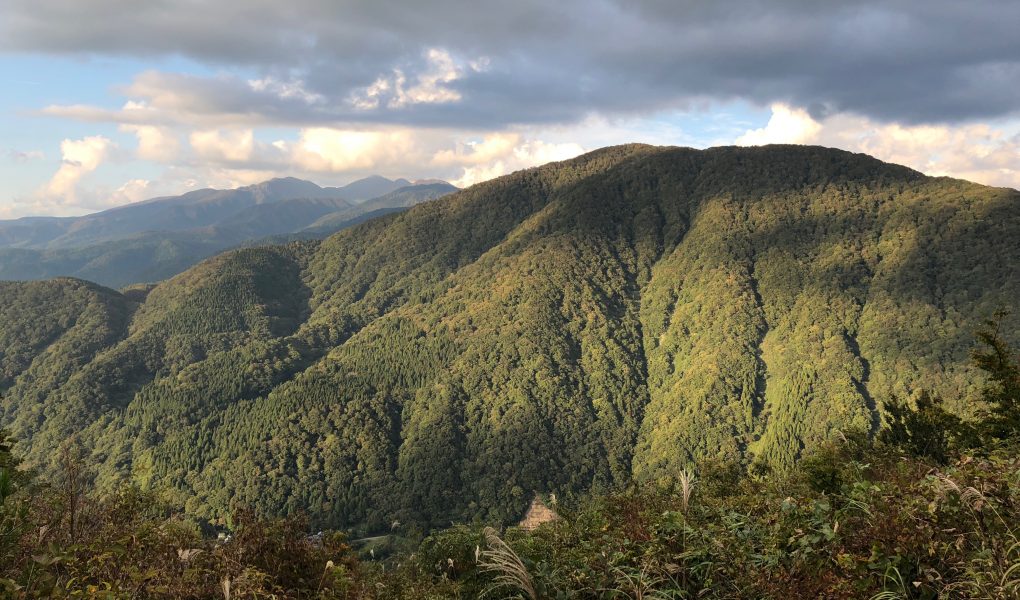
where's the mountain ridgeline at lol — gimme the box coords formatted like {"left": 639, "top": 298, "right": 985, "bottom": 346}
{"left": 0, "top": 177, "right": 455, "bottom": 288}
{"left": 1, "top": 144, "right": 1017, "bottom": 533}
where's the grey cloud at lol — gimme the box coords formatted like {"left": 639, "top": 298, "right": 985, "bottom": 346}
{"left": 6, "top": 0, "right": 1020, "bottom": 126}
{"left": 5, "top": 149, "right": 46, "bottom": 162}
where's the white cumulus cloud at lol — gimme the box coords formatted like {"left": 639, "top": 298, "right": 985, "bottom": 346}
{"left": 281, "top": 128, "right": 419, "bottom": 172}
{"left": 122, "top": 124, "right": 180, "bottom": 162}
{"left": 435, "top": 133, "right": 585, "bottom": 187}
{"left": 735, "top": 104, "right": 822, "bottom": 146}
{"left": 41, "top": 135, "right": 115, "bottom": 203}
{"left": 189, "top": 129, "right": 255, "bottom": 162}
{"left": 433, "top": 133, "right": 521, "bottom": 167}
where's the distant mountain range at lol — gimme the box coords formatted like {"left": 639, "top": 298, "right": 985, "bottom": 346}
{"left": 0, "top": 176, "right": 456, "bottom": 287}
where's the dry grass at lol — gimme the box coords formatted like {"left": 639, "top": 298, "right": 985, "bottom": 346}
{"left": 479, "top": 527, "right": 537, "bottom": 600}
{"left": 677, "top": 468, "right": 695, "bottom": 515}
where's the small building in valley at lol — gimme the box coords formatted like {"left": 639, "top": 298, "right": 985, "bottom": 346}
{"left": 518, "top": 495, "right": 559, "bottom": 530}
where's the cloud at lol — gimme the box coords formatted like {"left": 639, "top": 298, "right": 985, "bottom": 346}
{"left": 435, "top": 134, "right": 585, "bottom": 187}
{"left": 351, "top": 48, "right": 487, "bottom": 110}
{"left": 277, "top": 128, "right": 419, "bottom": 172}
{"left": 432, "top": 133, "right": 521, "bottom": 167}
{"left": 39, "top": 52, "right": 496, "bottom": 130}
{"left": 189, "top": 129, "right": 255, "bottom": 163}
{"left": 5, "top": 149, "right": 45, "bottom": 162}
{"left": 735, "top": 104, "right": 822, "bottom": 146}
{"left": 160, "top": 166, "right": 279, "bottom": 191}
{"left": 40, "top": 135, "right": 114, "bottom": 203}
{"left": 106, "top": 178, "right": 152, "bottom": 206}
{"left": 106, "top": 127, "right": 587, "bottom": 210}
{"left": 11, "top": 1, "right": 1020, "bottom": 129}
{"left": 6, "top": 136, "right": 160, "bottom": 217}
{"left": 514, "top": 139, "right": 586, "bottom": 165}
{"left": 121, "top": 124, "right": 180, "bottom": 161}
{"left": 248, "top": 76, "right": 324, "bottom": 105}
{"left": 736, "top": 104, "right": 1020, "bottom": 189}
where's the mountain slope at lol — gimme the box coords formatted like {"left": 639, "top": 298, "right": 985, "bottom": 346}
{"left": 1, "top": 144, "right": 1017, "bottom": 533}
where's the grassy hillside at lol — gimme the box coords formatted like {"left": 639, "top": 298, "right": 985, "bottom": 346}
{"left": 1, "top": 144, "right": 1017, "bottom": 533}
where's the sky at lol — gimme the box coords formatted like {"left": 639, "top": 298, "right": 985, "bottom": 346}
{"left": 1, "top": 0, "right": 1019, "bottom": 218}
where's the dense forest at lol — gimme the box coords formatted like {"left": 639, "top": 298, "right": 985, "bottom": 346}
{"left": 1, "top": 324, "right": 1018, "bottom": 597}
{"left": 0, "top": 144, "right": 1018, "bottom": 538}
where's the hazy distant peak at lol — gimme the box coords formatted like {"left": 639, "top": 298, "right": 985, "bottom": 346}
{"left": 243, "top": 177, "right": 327, "bottom": 203}
{"left": 335, "top": 175, "right": 414, "bottom": 202}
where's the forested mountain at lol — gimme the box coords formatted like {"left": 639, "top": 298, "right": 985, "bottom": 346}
{"left": 0, "top": 179, "right": 454, "bottom": 288}
{"left": 1, "top": 144, "right": 1017, "bottom": 534}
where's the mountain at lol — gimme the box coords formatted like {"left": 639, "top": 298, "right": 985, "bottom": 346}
{"left": 0, "top": 177, "right": 345, "bottom": 250}
{"left": 0, "top": 179, "right": 453, "bottom": 288}
{"left": 301, "top": 182, "right": 458, "bottom": 235}
{"left": 0, "top": 175, "right": 418, "bottom": 250}
{"left": 0, "top": 216, "right": 70, "bottom": 248}
{"left": 334, "top": 174, "right": 413, "bottom": 201}
{"left": 1, "top": 144, "right": 1017, "bottom": 534}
